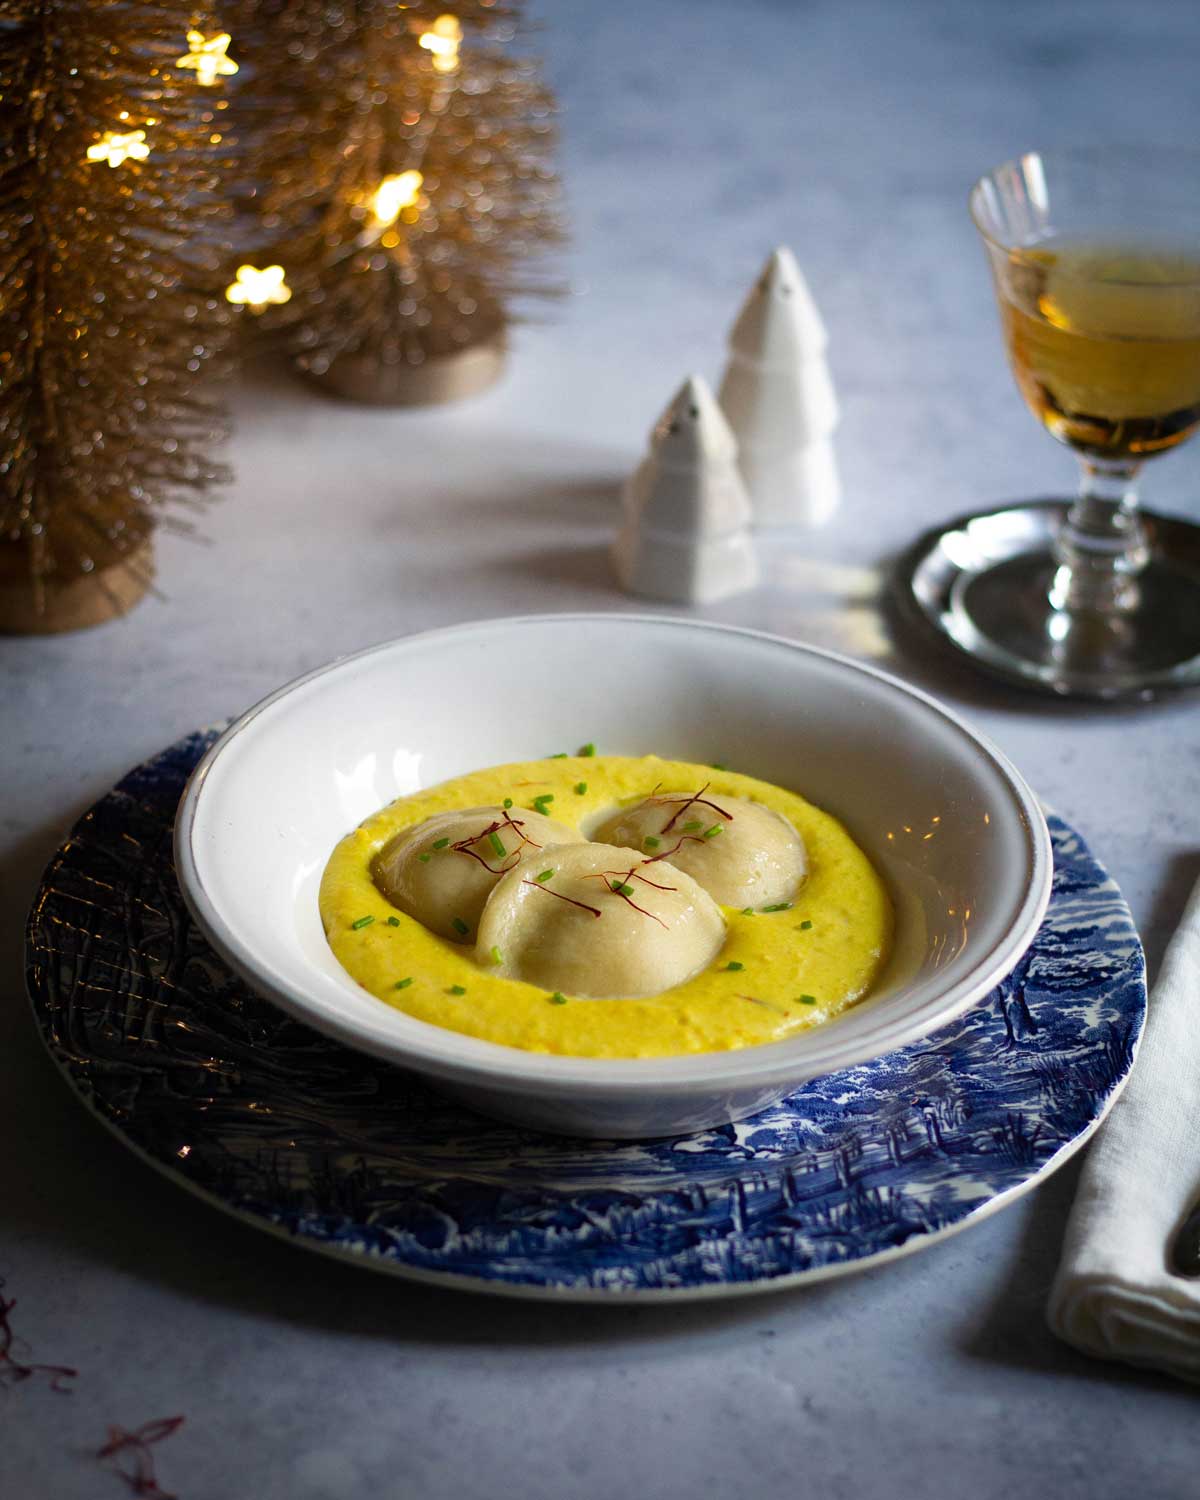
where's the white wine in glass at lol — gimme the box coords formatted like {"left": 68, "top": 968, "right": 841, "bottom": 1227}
{"left": 998, "top": 241, "right": 1200, "bottom": 461}
{"left": 961, "top": 148, "right": 1200, "bottom": 695}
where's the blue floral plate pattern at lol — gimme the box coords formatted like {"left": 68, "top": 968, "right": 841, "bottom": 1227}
{"left": 26, "top": 730, "right": 1146, "bottom": 1301}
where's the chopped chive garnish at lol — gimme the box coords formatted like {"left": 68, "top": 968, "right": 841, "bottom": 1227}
{"left": 488, "top": 830, "right": 507, "bottom": 857}
{"left": 418, "top": 853, "right": 432, "bottom": 864}
{"left": 489, "top": 945, "right": 503, "bottom": 965}
{"left": 503, "top": 797, "right": 513, "bottom": 809}
{"left": 799, "top": 919, "right": 813, "bottom": 931}
{"left": 448, "top": 984, "right": 467, "bottom": 996}
{"left": 722, "top": 961, "right": 744, "bottom": 972}
{"left": 741, "top": 907, "right": 755, "bottom": 916}
{"left": 579, "top": 742, "right": 596, "bottom": 757}
{"left": 703, "top": 824, "right": 723, "bottom": 840}
{"left": 535, "top": 868, "right": 554, "bottom": 883}
{"left": 610, "top": 880, "right": 635, "bottom": 896}
{"left": 682, "top": 820, "right": 703, "bottom": 832}
{"left": 386, "top": 916, "right": 400, "bottom": 927}
{"left": 351, "top": 915, "right": 374, "bottom": 930}
{"left": 532, "top": 794, "right": 554, "bottom": 814}
{"left": 451, "top": 916, "right": 470, "bottom": 936}
{"left": 547, "top": 991, "right": 568, "bottom": 1005}
{"left": 394, "top": 977, "right": 414, "bottom": 990}
{"left": 798, "top": 994, "right": 817, "bottom": 1005}
{"left": 574, "top": 782, "right": 587, "bottom": 796}
{"left": 644, "top": 835, "right": 661, "bottom": 849}
{"left": 432, "top": 837, "right": 450, "bottom": 850}
{"left": 761, "top": 902, "right": 792, "bottom": 913}
{"left": 549, "top": 752, "right": 568, "bottom": 759}
{"left": 711, "top": 761, "right": 729, "bottom": 771}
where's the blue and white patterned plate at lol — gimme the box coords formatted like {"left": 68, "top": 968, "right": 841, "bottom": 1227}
{"left": 26, "top": 730, "right": 1146, "bottom": 1301}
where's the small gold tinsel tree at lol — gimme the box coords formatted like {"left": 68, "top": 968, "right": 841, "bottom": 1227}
{"left": 232, "top": 0, "right": 561, "bottom": 404}
{"left": 0, "top": 1, "right": 234, "bottom": 631}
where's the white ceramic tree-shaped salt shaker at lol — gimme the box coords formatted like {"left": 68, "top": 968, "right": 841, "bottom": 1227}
{"left": 613, "top": 374, "right": 759, "bottom": 604}
{"left": 717, "top": 246, "right": 840, "bottom": 528}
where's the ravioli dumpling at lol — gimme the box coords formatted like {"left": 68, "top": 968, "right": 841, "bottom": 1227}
{"left": 476, "top": 841, "right": 725, "bottom": 999}
{"left": 592, "top": 790, "right": 806, "bottom": 909}
{"left": 373, "top": 806, "right": 582, "bottom": 943}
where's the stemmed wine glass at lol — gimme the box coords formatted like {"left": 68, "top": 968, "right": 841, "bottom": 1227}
{"left": 910, "top": 147, "right": 1200, "bottom": 698}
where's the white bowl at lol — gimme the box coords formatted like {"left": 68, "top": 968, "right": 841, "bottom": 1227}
{"left": 175, "top": 614, "right": 1051, "bottom": 1139}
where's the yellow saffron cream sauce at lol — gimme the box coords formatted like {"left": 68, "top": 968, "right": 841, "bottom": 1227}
{"left": 319, "top": 755, "right": 892, "bottom": 1059}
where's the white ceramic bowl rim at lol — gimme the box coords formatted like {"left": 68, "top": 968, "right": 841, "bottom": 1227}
{"left": 175, "top": 613, "right": 1052, "bottom": 1099}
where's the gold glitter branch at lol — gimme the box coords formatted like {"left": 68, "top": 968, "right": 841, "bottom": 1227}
{"left": 0, "top": 0, "right": 235, "bottom": 620}
{"left": 229, "top": 0, "right": 563, "bottom": 380}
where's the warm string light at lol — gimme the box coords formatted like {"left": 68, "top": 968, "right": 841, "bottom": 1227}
{"left": 230, "top": 0, "right": 560, "bottom": 379}
{"left": 418, "top": 14, "right": 462, "bottom": 74}
{"left": 218, "top": 21, "right": 447, "bottom": 330}
{"left": 370, "top": 170, "right": 424, "bottom": 227}
{"left": 370, "top": 21, "right": 457, "bottom": 246}
{"left": 176, "top": 30, "right": 239, "bottom": 87}
{"left": 2, "top": 0, "right": 236, "bottom": 617}
{"left": 225, "top": 264, "right": 292, "bottom": 310}
{"left": 86, "top": 130, "right": 149, "bottom": 167}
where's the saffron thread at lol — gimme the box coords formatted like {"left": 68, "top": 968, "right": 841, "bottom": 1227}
{"left": 655, "top": 783, "right": 734, "bottom": 834}
{"left": 450, "top": 812, "right": 540, "bottom": 874}
{"left": 97, "top": 1415, "right": 185, "bottom": 1499}
{"left": 0, "top": 1281, "right": 77, "bottom": 1393}
{"left": 605, "top": 866, "right": 667, "bottom": 927}
{"left": 738, "top": 993, "right": 787, "bottom": 1015}
{"left": 521, "top": 879, "right": 602, "bottom": 918}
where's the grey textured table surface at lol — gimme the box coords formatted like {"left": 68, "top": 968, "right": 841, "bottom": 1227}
{"left": 4, "top": 2, "right": 1199, "bottom": 1496}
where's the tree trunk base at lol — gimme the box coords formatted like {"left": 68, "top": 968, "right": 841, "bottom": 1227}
{"left": 0, "top": 540, "right": 153, "bottom": 635}
{"left": 301, "top": 332, "right": 507, "bottom": 407}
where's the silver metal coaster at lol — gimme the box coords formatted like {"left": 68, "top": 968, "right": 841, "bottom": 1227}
{"left": 896, "top": 500, "right": 1200, "bottom": 701}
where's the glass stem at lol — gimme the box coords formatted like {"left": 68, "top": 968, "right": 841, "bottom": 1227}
{"left": 1049, "top": 456, "right": 1149, "bottom": 613}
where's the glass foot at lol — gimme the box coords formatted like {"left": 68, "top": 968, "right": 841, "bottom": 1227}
{"left": 899, "top": 500, "right": 1200, "bottom": 699}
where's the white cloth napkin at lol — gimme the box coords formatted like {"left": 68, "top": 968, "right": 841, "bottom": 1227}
{"left": 1047, "top": 873, "right": 1200, "bottom": 1383}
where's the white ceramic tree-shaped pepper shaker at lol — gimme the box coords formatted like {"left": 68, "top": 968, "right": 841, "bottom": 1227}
{"left": 717, "top": 246, "right": 840, "bottom": 528}
{"left": 613, "top": 374, "right": 759, "bottom": 604}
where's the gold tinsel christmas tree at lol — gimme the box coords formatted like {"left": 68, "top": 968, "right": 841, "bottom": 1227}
{"left": 230, "top": 0, "right": 561, "bottom": 404}
{"left": 0, "top": 0, "right": 235, "bottom": 632}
